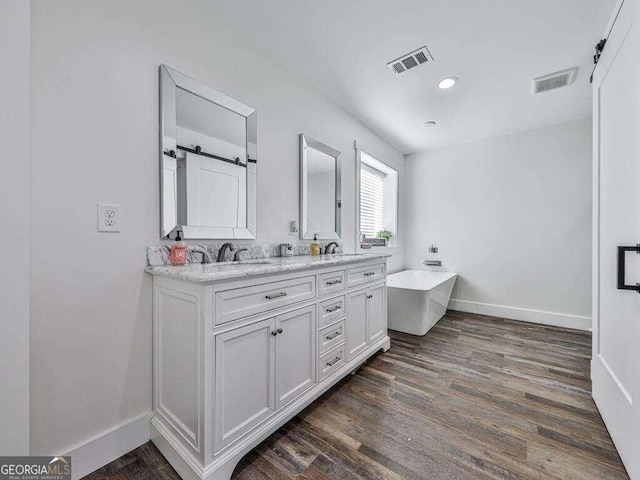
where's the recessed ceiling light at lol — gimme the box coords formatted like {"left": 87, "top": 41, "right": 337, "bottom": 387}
{"left": 423, "top": 121, "right": 437, "bottom": 127}
{"left": 438, "top": 77, "right": 458, "bottom": 90}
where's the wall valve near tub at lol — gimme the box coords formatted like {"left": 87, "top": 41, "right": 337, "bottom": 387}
{"left": 426, "top": 244, "right": 441, "bottom": 266}
{"left": 424, "top": 260, "right": 442, "bottom": 267}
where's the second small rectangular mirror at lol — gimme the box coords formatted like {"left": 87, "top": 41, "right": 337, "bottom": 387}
{"left": 300, "top": 134, "right": 341, "bottom": 240}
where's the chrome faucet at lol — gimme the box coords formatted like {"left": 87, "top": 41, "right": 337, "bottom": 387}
{"left": 189, "top": 246, "right": 213, "bottom": 264}
{"left": 233, "top": 248, "right": 248, "bottom": 262}
{"left": 324, "top": 242, "right": 339, "bottom": 254}
{"left": 216, "top": 243, "right": 235, "bottom": 262}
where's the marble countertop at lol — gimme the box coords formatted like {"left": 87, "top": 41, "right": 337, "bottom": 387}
{"left": 145, "top": 253, "right": 391, "bottom": 283}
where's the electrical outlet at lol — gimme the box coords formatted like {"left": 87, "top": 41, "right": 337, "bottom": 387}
{"left": 97, "top": 203, "right": 121, "bottom": 232}
{"left": 289, "top": 219, "right": 299, "bottom": 236}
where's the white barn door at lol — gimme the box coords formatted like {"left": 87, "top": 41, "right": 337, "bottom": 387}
{"left": 592, "top": 1, "right": 640, "bottom": 478}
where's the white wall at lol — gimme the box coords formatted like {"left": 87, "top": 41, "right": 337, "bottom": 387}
{"left": 404, "top": 120, "right": 592, "bottom": 329}
{"left": 29, "top": 0, "right": 404, "bottom": 460}
{"left": 0, "top": 0, "right": 30, "bottom": 455}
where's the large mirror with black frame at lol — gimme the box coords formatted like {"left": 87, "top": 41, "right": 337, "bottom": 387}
{"left": 299, "top": 134, "right": 342, "bottom": 240}
{"left": 160, "top": 64, "right": 257, "bottom": 239}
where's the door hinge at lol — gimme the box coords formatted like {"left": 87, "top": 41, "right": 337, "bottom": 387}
{"left": 590, "top": 38, "right": 607, "bottom": 83}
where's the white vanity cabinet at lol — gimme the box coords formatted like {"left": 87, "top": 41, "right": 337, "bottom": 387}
{"left": 367, "top": 283, "right": 387, "bottom": 344}
{"left": 148, "top": 256, "right": 390, "bottom": 480}
{"left": 214, "top": 318, "right": 275, "bottom": 452}
{"left": 346, "top": 282, "right": 387, "bottom": 360}
{"left": 213, "top": 304, "right": 316, "bottom": 452}
{"left": 274, "top": 305, "right": 316, "bottom": 409}
{"left": 346, "top": 289, "right": 368, "bottom": 358}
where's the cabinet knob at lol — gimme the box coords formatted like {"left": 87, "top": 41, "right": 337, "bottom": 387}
{"left": 366, "top": 294, "right": 373, "bottom": 299}
{"left": 271, "top": 330, "right": 278, "bottom": 336}
{"left": 277, "top": 328, "right": 283, "bottom": 334}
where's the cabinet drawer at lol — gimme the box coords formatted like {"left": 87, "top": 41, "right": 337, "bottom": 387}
{"left": 318, "top": 294, "right": 346, "bottom": 326}
{"left": 215, "top": 275, "right": 316, "bottom": 325}
{"left": 318, "top": 319, "right": 345, "bottom": 355}
{"left": 318, "top": 270, "right": 345, "bottom": 297}
{"left": 347, "top": 263, "right": 386, "bottom": 288}
{"left": 318, "top": 344, "right": 347, "bottom": 381}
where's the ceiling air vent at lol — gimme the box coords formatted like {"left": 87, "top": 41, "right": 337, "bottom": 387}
{"left": 387, "top": 46, "right": 434, "bottom": 76}
{"left": 531, "top": 67, "right": 578, "bottom": 94}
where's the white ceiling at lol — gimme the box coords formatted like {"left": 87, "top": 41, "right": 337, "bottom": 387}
{"left": 214, "top": 0, "right": 616, "bottom": 153}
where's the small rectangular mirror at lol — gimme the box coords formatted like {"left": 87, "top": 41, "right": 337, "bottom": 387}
{"left": 300, "top": 134, "right": 341, "bottom": 240}
{"left": 160, "top": 65, "right": 257, "bottom": 239}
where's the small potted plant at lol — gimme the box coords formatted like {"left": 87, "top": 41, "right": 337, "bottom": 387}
{"left": 376, "top": 229, "right": 393, "bottom": 246}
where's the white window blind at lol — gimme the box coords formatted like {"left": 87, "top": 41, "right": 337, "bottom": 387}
{"left": 360, "top": 163, "right": 385, "bottom": 237}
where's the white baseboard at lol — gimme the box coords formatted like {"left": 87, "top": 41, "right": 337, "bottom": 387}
{"left": 448, "top": 299, "right": 591, "bottom": 331}
{"left": 65, "top": 412, "right": 152, "bottom": 480}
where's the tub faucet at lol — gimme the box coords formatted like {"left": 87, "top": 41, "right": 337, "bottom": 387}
{"left": 324, "top": 242, "right": 339, "bottom": 254}
{"left": 189, "top": 246, "right": 213, "bottom": 264}
{"left": 424, "top": 260, "right": 442, "bottom": 267}
{"left": 217, "top": 243, "right": 235, "bottom": 262}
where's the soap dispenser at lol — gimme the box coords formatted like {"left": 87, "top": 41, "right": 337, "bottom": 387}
{"left": 310, "top": 234, "right": 321, "bottom": 256}
{"left": 170, "top": 230, "right": 187, "bottom": 265}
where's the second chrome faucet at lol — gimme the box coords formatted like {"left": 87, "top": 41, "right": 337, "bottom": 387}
{"left": 216, "top": 243, "right": 235, "bottom": 262}
{"left": 324, "top": 242, "right": 339, "bottom": 254}
{"left": 216, "top": 243, "right": 249, "bottom": 262}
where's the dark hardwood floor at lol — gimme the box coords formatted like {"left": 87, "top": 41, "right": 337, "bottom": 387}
{"left": 84, "top": 311, "right": 629, "bottom": 480}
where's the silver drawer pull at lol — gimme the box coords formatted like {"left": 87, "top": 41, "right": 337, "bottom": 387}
{"left": 326, "top": 279, "right": 342, "bottom": 285}
{"left": 265, "top": 291, "right": 288, "bottom": 300}
{"left": 326, "top": 356, "right": 342, "bottom": 367}
{"left": 363, "top": 272, "right": 376, "bottom": 277}
{"left": 325, "top": 305, "right": 341, "bottom": 313}
{"left": 325, "top": 330, "right": 342, "bottom": 340}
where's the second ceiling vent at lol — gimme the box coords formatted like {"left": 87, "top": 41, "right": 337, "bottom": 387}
{"left": 387, "top": 46, "right": 434, "bottom": 76}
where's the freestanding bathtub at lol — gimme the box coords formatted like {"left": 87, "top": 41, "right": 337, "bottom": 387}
{"left": 387, "top": 270, "right": 457, "bottom": 336}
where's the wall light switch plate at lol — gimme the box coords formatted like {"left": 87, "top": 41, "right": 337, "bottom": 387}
{"left": 97, "top": 203, "right": 121, "bottom": 232}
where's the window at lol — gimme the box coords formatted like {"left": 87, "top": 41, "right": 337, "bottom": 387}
{"left": 358, "top": 151, "right": 398, "bottom": 248}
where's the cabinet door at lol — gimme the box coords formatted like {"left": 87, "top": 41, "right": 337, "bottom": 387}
{"left": 367, "top": 283, "right": 386, "bottom": 344}
{"left": 275, "top": 305, "right": 316, "bottom": 408}
{"left": 347, "top": 289, "right": 368, "bottom": 360}
{"left": 214, "top": 318, "right": 275, "bottom": 452}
